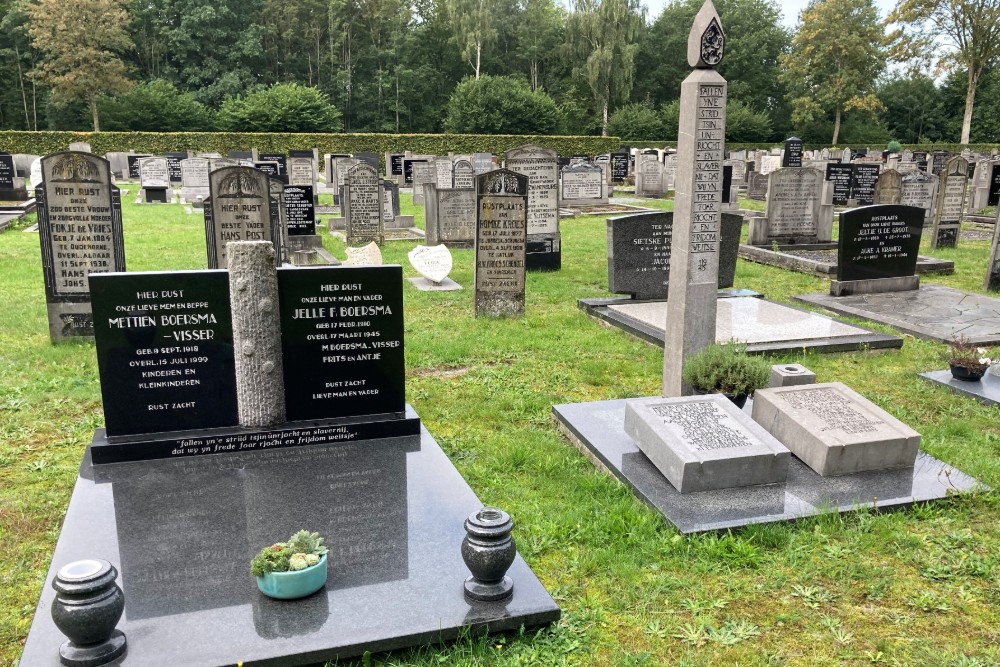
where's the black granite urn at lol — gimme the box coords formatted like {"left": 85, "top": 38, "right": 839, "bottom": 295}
{"left": 50, "top": 559, "right": 127, "bottom": 666}
{"left": 461, "top": 507, "right": 515, "bottom": 602}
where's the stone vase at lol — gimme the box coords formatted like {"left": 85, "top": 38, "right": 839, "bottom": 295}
{"left": 461, "top": 507, "right": 516, "bottom": 602}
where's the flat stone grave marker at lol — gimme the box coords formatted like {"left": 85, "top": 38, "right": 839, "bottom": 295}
{"left": 204, "top": 166, "right": 281, "bottom": 269}
{"left": 408, "top": 244, "right": 461, "bottom": 291}
{"left": 475, "top": 169, "right": 528, "bottom": 317}
{"left": 283, "top": 185, "right": 316, "bottom": 235}
{"left": 624, "top": 395, "right": 790, "bottom": 493}
{"left": 344, "top": 241, "right": 383, "bottom": 266}
{"left": 139, "top": 157, "right": 170, "bottom": 203}
{"left": 752, "top": 382, "right": 920, "bottom": 476}
{"left": 836, "top": 204, "right": 923, "bottom": 287}
{"left": 35, "top": 151, "right": 125, "bottom": 341}
{"left": 505, "top": 145, "right": 560, "bottom": 270}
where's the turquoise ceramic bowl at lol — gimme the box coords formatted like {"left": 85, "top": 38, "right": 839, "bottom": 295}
{"left": 255, "top": 554, "right": 328, "bottom": 600}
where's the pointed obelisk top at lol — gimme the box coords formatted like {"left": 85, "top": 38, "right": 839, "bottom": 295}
{"left": 687, "top": 0, "right": 725, "bottom": 69}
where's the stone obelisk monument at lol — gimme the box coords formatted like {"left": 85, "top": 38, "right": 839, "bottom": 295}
{"left": 662, "top": 0, "right": 727, "bottom": 397}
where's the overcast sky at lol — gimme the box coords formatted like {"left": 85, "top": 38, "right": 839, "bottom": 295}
{"left": 639, "top": 0, "right": 898, "bottom": 28}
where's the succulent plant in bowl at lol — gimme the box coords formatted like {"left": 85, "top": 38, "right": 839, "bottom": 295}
{"left": 251, "top": 530, "right": 329, "bottom": 599}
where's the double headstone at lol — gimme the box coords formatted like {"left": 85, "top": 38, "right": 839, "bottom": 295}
{"left": 35, "top": 152, "right": 125, "bottom": 341}
{"left": 833, "top": 204, "right": 923, "bottom": 295}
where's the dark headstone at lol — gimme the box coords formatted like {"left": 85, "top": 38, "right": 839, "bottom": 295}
{"left": 826, "top": 164, "right": 853, "bottom": 205}
{"left": 722, "top": 165, "right": 733, "bottom": 203}
{"left": 611, "top": 152, "right": 629, "bottom": 183}
{"left": 850, "top": 164, "right": 880, "bottom": 205}
{"left": 389, "top": 153, "right": 404, "bottom": 176}
{"left": 475, "top": 170, "right": 528, "bottom": 317}
{"left": 36, "top": 152, "right": 125, "bottom": 341}
{"left": 254, "top": 161, "right": 281, "bottom": 180}
{"left": 126, "top": 155, "right": 151, "bottom": 180}
{"left": 228, "top": 151, "right": 255, "bottom": 161}
{"left": 402, "top": 159, "right": 425, "bottom": 186}
{"left": 164, "top": 152, "right": 187, "bottom": 182}
{"left": 0, "top": 153, "right": 27, "bottom": 200}
{"left": 354, "top": 152, "right": 380, "bottom": 172}
{"left": 931, "top": 151, "right": 948, "bottom": 175}
{"left": 837, "top": 205, "right": 924, "bottom": 282}
{"left": 782, "top": 137, "right": 803, "bottom": 168}
{"left": 989, "top": 164, "right": 1000, "bottom": 206}
{"left": 284, "top": 185, "right": 316, "bottom": 236}
{"left": 258, "top": 153, "right": 287, "bottom": 180}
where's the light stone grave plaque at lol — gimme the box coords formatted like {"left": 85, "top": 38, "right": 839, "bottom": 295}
{"left": 624, "top": 394, "right": 790, "bottom": 493}
{"left": 873, "top": 169, "right": 902, "bottom": 205}
{"left": 344, "top": 163, "right": 384, "bottom": 246}
{"left": 453, "top": 160, "right": 474, "bottom": 189}
{"left": 752, "top": 382, "right": 920, "bottom": 476}
{"left": 180, "top": 158, "right": 210, "bottom": 204}
{"left": 900, "top": 171, "right": 936, "bottom": 223}
{"left": 344, "top": 241, "right": 383, "bottom": 266}
{"left": 287, "top": 155, "right": 316, "bottom": 187}
{"left": 930, "top": 155, "right": 968, "bottom": 249}
{"left": 139, "top": 157, "right": 170, "bottom": 203}
{"left": 435, "top": 156, "right": 453, "bottom": 189}
{"left": 204, "top": 166, "right": 280, "bottom": 269}
{"left": 407, "top": 244, "right": 461, "bottom": 291}
{"left": 424, "top": 186, "right": 476, "bottom": 247}
{"left": 475, "top": 169, "right": 528, "bottom": 317}
{"left": 749, "top": 167, "right": 823, "bottom": 245}
{"left": 412, "top": 161, "right": 436, "bottom": 205}
{"left": 560, "top": 162, "right": 607, "bottom": 206}
{"left": 759, "top": 155, "right": 781, "bottom": 175}
{"left": 505, "top": 145, "right": 560, "bottom": 270}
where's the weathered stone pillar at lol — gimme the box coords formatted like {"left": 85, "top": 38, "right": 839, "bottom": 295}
{"left": 663, "top": 0, "right": 727, "bottom": 397}
{"left": 227, "top": 241, "right": 286, "bottom": 427}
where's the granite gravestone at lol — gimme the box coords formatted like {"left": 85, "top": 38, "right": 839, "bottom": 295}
{"left": 380, "top": 180, "right": 413, "bottom": 229}
{"left": 387, "top": 153, "right": 404, "bottom": 179}
{"left": 475, "top": 170, "right": 528, "bottom": 317}
{"left": 36, "top": 152, "right": 125, "bottom": 341}
{"left": 344, "top": 163, "right": 384, "bottom": 247}
{"left": 873, "top": 169, "right": 902, "bottom": 205}
{"left": 204, "top": 166, "right": 282, "bottom": 269}
{"left": 663, "top": 154, "right": 678, "bottom": 190}
{"left": 287, "top": 150, "right": 317, "bottom": 189}
{"left": 180, "top": 158, "right": 210, "bottom": 205}
{"left": 435, "top": 156, "right": 453, "bottom": 189}
{"left": 411, "top": 161, "right": 436, "bottom": 205}
{"left": 126, "top": 154, "right": 151, "bottom": 180}
{"left": 931, "top": 151, "right": 948, "bottom": 175}
{"left": 256, "top": 153, "right": 287, "bottom": 182}
{"left": 624, "top": 395, "right": 790, "bottom": 493}
{"left": 782, "top": 137, "right": 802, "bottom": 167}
{"left": 930, "top": 155, "right": 968, "bottom": 249}
{"left": 560, "top": 162, "right": 607, "bottom": 206}
{"left": 0, "top": 153, "right": 26, "bottom": 200}
{"left": 254, "top": 161, "right": 281, "bottom": 181}
{"left": 473, "top": 153, "right": 494, "bottom": 174}
{"left": 986, "top": 207, "right": 1000, "bottom": 291}
{"left": 636, "top": 157, "right": 665, "bottom": 197}
{"left": 424, "top": 185, "right": 476, "bottom": 247}
{"left": 611, "top": 152, "right": 629, "bottom": 184}
{"left": 663, "top": 0, "right": 727, "bottom": 397}
{"left": 849, "top": 164, "right": 880, "bottom": 205}
{"left": 749, "top": 167, "right": 823, "bottom": 245}
{"left": 453, "top": 159, "right": 475, "bottom": 189}
{"left": 505, "top": 145, "right": 561, "bottom": 270}
{"left": 967, "top": 159, "right": 991, "bottom": 212}
{"left": 607, "top": 211, "right": 741, "bottom": 300}
{"left": 283, "top": 185, "right": 316, "bottom": 236}
{"left": 164, "top": 152, "right": 187, "bottom": 183}
{"left": 752, "top": 383, "right": 920, "bottom": 476}
{"left": 836, "top": 204, "right": 923, "bottom": 283}
{"left": 826, "top": 163, "right": 852, "bottom": 205}
{"left": 747, "top": 171, "right": 768, "bottom": 200}
{"left": 139, "top": 157, "right": 170, "bottom": 203}
{"left": 900, "top": 171, "right": 936, "bottom": 223}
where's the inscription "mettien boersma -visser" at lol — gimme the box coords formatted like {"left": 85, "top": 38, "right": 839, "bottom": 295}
{"left": 650, "top": 401, "right": 753, "bottom": 451}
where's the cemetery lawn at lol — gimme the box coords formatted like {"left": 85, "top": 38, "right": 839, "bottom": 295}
{"left": 4, "top": 196, "right": 1000, "bottom": 667}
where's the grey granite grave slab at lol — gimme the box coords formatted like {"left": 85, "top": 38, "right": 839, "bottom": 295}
{"left": 919, "top": 369, "right": 1000, "bottom": 407}
{"left": 581, "top": 296, "right": 902, "bottom": 354}
{"left": 737, "top": 244, "right": 954, "bottom": 276}
{"left": 794, "top": 284, "right": 1000, "bottom": 345}
{"left": 552, "top": 399, "right": 983, "bottom": 534}
{"left": 752, "top": 382, "right": 921, "bottom": 476}
{"left": 624, "top": 395, "right": 789, "bottom": 493}
{"left": 20, "top": 411, "right": 559, "bottom": 666}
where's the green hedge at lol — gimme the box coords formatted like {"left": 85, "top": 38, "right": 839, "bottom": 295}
{"left": 627, "top": 140, "right": 1000, "bottom": 153}
{"left": 0, "top": 131, "right": 622, "bottom": 166}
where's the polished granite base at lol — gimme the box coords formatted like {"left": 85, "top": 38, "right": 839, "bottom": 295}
{"left": 580, "top": 296, "right": 902, "bottom": 354}
{"left": 795, "top": 285, "right": 1000, "bottom": 345}
{"left": 738, "top": 244, "right": 954, "bottom": 277}
{"left": 553, "top": 398, "right": 983, "bottom": 534}
{"left": 21, "top": 410, "right": 560, "bottom": 667}
{"left": 920, "top": 369, "right": 1000, "bottom": 407}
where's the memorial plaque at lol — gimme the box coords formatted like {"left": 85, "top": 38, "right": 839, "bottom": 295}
{"left": 435, "top": 156, "right": 453, "bottom": 189}
{"left": 873, "top": 169, "right": 902, "bottom": 205}
{"left": 140, "top": 157, "right": 170, "bottom": 189}
{"left": 0, "top": 153, "right": 15, "bottom": 191}
{"left": 287, "top": 155, "right": 316, "bottom": 188}
{"left": 624, "top": 395, "right": 790, "bottom": 494}
{"left": 408, "top": 244, "right": 453, "bottom": 284}
{"left": 560, "top": 162, "right": 605, "bottom": 204}
{"left": 354, "top": 152, "right": 379, "bottom": 172}
{"left": 180, "top": 158, "right": 210, "bottom": 204}
{"left": 782, "top": 137, "right": 802, "bottom": 167}
{"left": 826, "top": 163, "right": 853, "bottom": 205}
{"left": 752, "top": 382, "right": 920, "bottom": 476}
{"left": 284, "top": 185, "right": 316, "bottom": 235}
{"left": 608, "top": 211, "right": 672, "bottom": 300}
{"left": 850, "top": 164, "right": 880, "bottom": 205}
{"left": 36, "top": 151, "right": 125, "bottom": 341}
{"left": 473, "top": 153, "right": 494, "bottom": 174}
{"left": 900, "top": 171, "right": 936, "bottom": 222}
{"left": 127, "top": 154, "right": 151, "bottom": 180}
{"left": 752, "top": 167, "right": 823, "bottom": 243}
{"left": 989, "top": 164, "right": 1000, "bottom": 206}
{"left": 205, "top": 167, "right": 280, "bottom": 269}
{"left": 453, "top": 159, "right": 474, "bottom": 189}
{"left": 256, "top": 152, "right": 285, "bottom": 181}
{"left": 279, "top": 266, "right": 405, "bottom": 422}
{"left": 505, "top": 145, "right": 560, "bottom": 269}
{"left": 475, "top": 170, "right": 528, "bottom": 317}
{"left": 344, "top": 163, "right": 384, "bottom": 246}
{"left": 425, "top": 187, "right": 476, "bottom": 247}
{"left": 759, "top": 155, "right": 781, "bottom": 175}
{"left": 402, "top": 158, "right": 425, "bottom": 185}
{"left": 344, "top": 242, "right": 383, "bottom": 266}
{"left": 90, "top": 271, "right": 238, "bottom": 436}
{"left": 254, "top": 161, "right": 281, "bottom": 180}
{"left": 931, "top": 155, "right": 968, "bottom": 249}
{"left": 931, "top": 151, "right": 948, "bottom": 175}
{"left": 837, "top": 204, "right": 923, "bottom": 282}
{"left": 611, "top": 152, "right": 629, "bottom": 183}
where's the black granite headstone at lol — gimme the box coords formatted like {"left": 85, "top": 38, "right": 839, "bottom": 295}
{"left": 850, "top": 164, "right": 880, "bottom": 205}
{"left": 354, "top": 152, "right": 379, "bottom": 172}
{"left": 126, "top": 155, "right": 150, "bottom": 180}
{"left": 611, "top": 152, "right": 629, "bottom": 183}
{"left": 258, "top": 153, "right": 287, "bottom": 181}
{"left": 931, "top": 151, "right": 948, "bottom": 175}
{"left": 826, "top": 164, "right": 853, "bottom": 205}
{"left": 165, "top": 152, "right": 187, "bottom": 182}
{"left": 402, "top": 158, "right": 425, "bottom": 186}
{"left": 989, "top": 164, "right": 1000, "bottom": 206}
{"left": 284, "top": 185, "right": 316, "bottom": 235}
{"left": 90, "top": 271, "right": 239, "bottom": 437}
{"left": 722, "top": 165, "right": 733, "bottom": 203}
{"left": 254, "top": 161, "right": 281, "bottom": 180}
{"left": 747, "top": 172, "right": 768, "bottom": 200}
{"left": 782, "top": 137, "right": 803, "bottom": 168}
{"left": 0, "top": 153, "right": 15, "bottom": 190}
{"left": 279, "top": 266, "right": 405, "bottom": 421}
{"left": 837, "top": 204, "right": 924, "bottom": 282}
{"left": 389, "top": 154, "right": 404, "bottom": 176}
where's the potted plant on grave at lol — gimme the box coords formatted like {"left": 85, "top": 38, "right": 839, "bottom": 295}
{"left": 681, "top": 342, "right": 771, "bottom": 408}
{"left": 251, "top": 530, "right": 329, "bottom": 600}
{"left": 948, "top": 337, "right": 992, "bottom": 382}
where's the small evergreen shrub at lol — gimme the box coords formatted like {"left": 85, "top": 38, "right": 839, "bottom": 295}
{"left": 681, "top": 343, "right": 771, "bottom": 396}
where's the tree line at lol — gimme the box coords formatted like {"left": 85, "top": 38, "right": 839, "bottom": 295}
{"left": 1, "top": 0, "right": 998, "bottom": 145}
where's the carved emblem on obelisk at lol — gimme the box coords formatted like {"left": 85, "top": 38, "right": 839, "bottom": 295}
{"left": 687, "top": 0, "right": 725, "bottom": 69}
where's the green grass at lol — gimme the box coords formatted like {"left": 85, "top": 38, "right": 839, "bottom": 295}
{"left": 3, "top": 190, "right": 1000, "bottom": 666}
